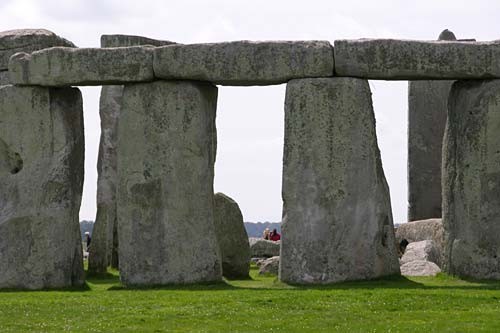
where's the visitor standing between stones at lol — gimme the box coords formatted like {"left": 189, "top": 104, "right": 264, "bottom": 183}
{"left": 269, "top": 229, "right": 281, "bottom": 242}
{"left": 262, "top": 228, "right": 270, "bottom": 240}
{"left": 85, "top": 232, "right": 92, "bottom": 252}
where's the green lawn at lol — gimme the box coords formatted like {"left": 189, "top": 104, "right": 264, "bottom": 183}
{"left": 1, "top": 265, "right": 500, "bottom": 332}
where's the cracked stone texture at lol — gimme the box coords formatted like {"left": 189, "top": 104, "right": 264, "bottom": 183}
{"left": 401, "top": 260, "right": 441, "bottom": 277}
{"left": 396, "top": 218, "right": 445, "bottom": 265}
{"left": 280, "top": 77, "right": 400, "bottom": 284}
{"left": 117, "top": 80, "right": 221, "bottom": 286}
{"left": 213, "top": 193, "right": 250, "bottom": 278}
{"left": 0, "top": 71, "right": 8, "bottom": 85}
{"left": 9, "top": 46, "right": 155, "bottom": 86}
{"left": 0, "top": 85, "right": 84, "bottom": 289}
{"left": 334, "top": 39, "right": 500, "bottom": 79}
{"left": 249, "top": 238, "right": 280, "bottom": 258}
{"left": 443, "top": 79, "right": 500, "bottom": 280}
{"left": 400, "top": 240, "right": 441, "bottom": 266}
{"left": 89, "top": 35, "right": 175, "bottom": 274}
{"left": 0, "top": 28, "right": 75, "bottom": 71}
{"left": 153, "top": 40, "right": 334, "bottom": 85}
{"left": 408, "top": 30, "right": 458, "bottom": 221}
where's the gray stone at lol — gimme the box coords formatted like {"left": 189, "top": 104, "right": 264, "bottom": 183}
{"left": 9, "top": 46, "right": 154, "bottom": 86}
{"left": 153, "top": 40, "right": 334, "bottom": 86}
{"left": 408, "top": 30, "right": 459, "bottom": 221}
{"left": 117, "top": 80, "right": 221, "bottom": 286}
{"left": 280, "top": 77, "right": 400, "bottom": 284}
{"left": 0, "top": 85, "right": 84, "bottom": 289}
{"left": 101, "top": 35, "right": 175, "bottom": 48}
{"left": 442, "top": 80, "right": 500, "bottom": 280}
{"left": 213, "top": 193, "right": 250, "bottom": 278}
{"left": 334, "top": 39, "right": 500, "bottom": 79}
{"left": 88, "top": 86, "right": 123, "bottom": 274}
{"left": 400, "top": 260, "right": 441, "bottom": 276}
{"left": 396, "top": 218, "right": 445, "bottom": 265}
{"left": 258, "top": 256, "right": 280, "bottom": 276}
{"left": 0, "top": 71, "right": 8, "bottom": 85}
{"left": 0, "top": 29, "right": 75, "bottom": 71}
{"left": 249, "top": 238, "right": 280, "bottom": 258}
{"left": 89, "top": 35, "right": 176, "bottom": 274}
{"left": 400, "top": 240, "right": 441, "bottom": 266}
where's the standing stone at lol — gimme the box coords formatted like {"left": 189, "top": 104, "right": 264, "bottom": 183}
{"left": 0, "top": 71, "right": 9, "bottom": 85}
{"left": 213, "top": 193, "right": 251, "bottom": 278}
{"left": 117, "top": 80, "right": 221, "bottom": 286}
{"left": 89, "top": 35, "right": 175, "bottom": 274}
{"left": 0, "top": 85, "right": 84, "bottom": 289}
{"left": 443, "top": 80, "right": 500, "bottom": 279}
{"left": 408, "top": 30, "right": 457, "bottom": 221}
{"left": 280, "top": 78, "right": 400, "bottom": 284}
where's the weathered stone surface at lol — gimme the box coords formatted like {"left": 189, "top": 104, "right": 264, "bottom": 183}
{"left": 334, "top": 39, "right": 500, "bottom": 79}
{"left": 213, "top": 193, "right": 250, "bottom": 278}
{"left": 153, "top": 41, "right": 334, "bottom": 85}
{"left": 88, "top": 85, "right": 123, "bottom": 274}
{"left": 9, "top": 46, "right": 154, "bottom": 86}
{"left": 400, "top": 240, "right": 440, "bottom": 266}
{"left": 396, "top": 219, "right": 444, "bottom": 253}
{"left": 280, "top": 77, "right": 400, "bottom": 284}
{"left": 443, "top": 80, "right": 500, "bottom": 280}
{"left": 408, "top": 31, "right": 462, "bottom": 221}
{"left": 0, "top": 71, "right": 8, "bottom": 85}
{"left": 258, "top": 256, "right": 279, "bottom": 276}
{"left": 101, "top": 35, "right": 175, "bottom": 48}
{"left": 401, "top": 260, "right": 441, "bottom": 276}
{"left": 117, "top": 80, "right": 221, "bottom": 286}
{"left": 89, "top": 36, "right": 177, "bottom": 274}
{"left": 249, "top": 238, "right": 280, "bottom": 258}
{"left": 0, "top": 85, "right": 84, "bottom": 289}
{"left": 0, "top": 29, "right": 75, "bottom": 71}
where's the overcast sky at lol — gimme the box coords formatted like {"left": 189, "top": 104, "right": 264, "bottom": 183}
{"left": 1, "top": 0, "right": 499, "bottom": 224}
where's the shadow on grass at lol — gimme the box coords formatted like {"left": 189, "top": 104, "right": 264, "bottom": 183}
{"left": 0, "top": 282, "right": 92, "bottom": 293}
{"left": 85, "top": 271, "right": 120, "bottom": 285}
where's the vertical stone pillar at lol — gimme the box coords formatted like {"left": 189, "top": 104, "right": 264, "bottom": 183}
{"left": 89, "top": 35, "right": 175, "bottom": 274}
{"left": 443, "top": 80, "right": 500, "bottom": 280}
{"left": 407, "top": 29, "right": 456, "bottom": 221}
{"left": 280, "top": 78, "right": 400, "bottom": 284}
{"left": 0, "top": 85, "right": 84, "bottom": 289}
{"left": 117, "top": 80, "right": 221, "bottom": 286}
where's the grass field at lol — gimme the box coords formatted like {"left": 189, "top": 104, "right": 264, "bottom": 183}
{"left": 1, "top": 265, "right": 500, "bottom": 332}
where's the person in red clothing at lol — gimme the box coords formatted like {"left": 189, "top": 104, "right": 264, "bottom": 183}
{"left": 269, "top": 229, "right": 281, "bottom": 241}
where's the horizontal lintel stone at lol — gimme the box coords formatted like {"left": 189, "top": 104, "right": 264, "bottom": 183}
{"left": 153, "top": 40, "right": 334, "bottom": 86}
{"left": 334, "top": 39, "right": 500, "bottom": 80}
{"left": 9, "top": 46, "right": 155, "bottom": 86}
{"left": 100, "top": 34, "right": 176, "bottom": 48}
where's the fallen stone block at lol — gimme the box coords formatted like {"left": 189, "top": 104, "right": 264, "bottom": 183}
{"left": 0, "top": 28, "right": 75, "bottom": 71}
{"left": 400, "top": 240, "right": 441, "bottom": 266}
{"left": 401, "top": 260, "right": 441, "bottom": 277}
{"left": 396, "top": 218, "right": 445, "bottom": 264}
{"left": 249, "top": 238, "right": 280, "bottom": 258}
{"left": 9, "top": 46, "right": 155, "bottom": 86}
{"left": 117, "top": 80, "right": 221, "bottom": 286}
{"left": 153, "top": 40, "right": 334, "bottom": 85}
{"left": 258, "top": 256, "right": 280, "bottom": 276}
{"left": 443, "top": 79, "right": 500, "bottom": 280}
{"left": 334, "top": 39, "right": 500, "bottom": 79}
{"left": 280, "top": 77, "right": 400, "bottom": 284}
{"left": 0, "top": 85, "right": 84, "bottom": 289}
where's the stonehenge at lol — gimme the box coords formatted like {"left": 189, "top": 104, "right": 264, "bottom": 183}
{"left": 116, "top": 80, "right": 221, "bottom": 286}
{"left": 442, "top": 80, "right": 500, "bottom": 280}
{"left": 408, "top": 30, "right": 457, "bottom": 221}
{"left": 2, "top": 26, "right": 500, "bottom": 289}
{"left": 279, "top": 77, "right": 400, "bottom": 284}
{"left": 213, "top": 193, "right": 251, "bottom": 279}
{"left": 89, "top": 35, "right": 175, "bottom": 274}
{"left": 0, "top": 85, "right": 84, "bottom": 289}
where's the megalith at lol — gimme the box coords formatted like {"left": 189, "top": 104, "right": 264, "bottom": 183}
{"left": 0, "top": 29, "right": 75, "bottom": 86}
{"left": 408, "top": 30, "right": 457, "bottom": 221}
{"left": 442, "top": 80, "right": 500, "bottom": 279}
{"left": 89, "top": 35, "right": 175, "bottom": 274}
{"left": 280, "top": 77, "right": 400, "bottom": 284}
{"left": 213, "top": 193, "right": 251, "bottom": 278}
{"left": 0, "top": 85, "right": 84, "bottom": 289}
{"left": 117, "top": 80, "right": 221, "bottom": 286}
